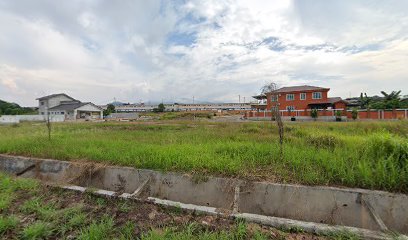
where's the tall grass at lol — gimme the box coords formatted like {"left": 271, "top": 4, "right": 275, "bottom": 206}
{"left": 0, "top": 121, "right": 407, "bottom": 192}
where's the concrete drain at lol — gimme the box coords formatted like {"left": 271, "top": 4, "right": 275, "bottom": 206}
{"left": 1, "top": 154, "right": 407, "bottom": 239}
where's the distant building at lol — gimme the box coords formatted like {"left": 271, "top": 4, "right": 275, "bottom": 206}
{"left": 37, "top": 93, "right": 103, "bottom": 120}
{"left": 255, "top": 85, "right": 347, "bottom": 111}
{"left": 100, "top": 103, "right": 251, "bottom": 112}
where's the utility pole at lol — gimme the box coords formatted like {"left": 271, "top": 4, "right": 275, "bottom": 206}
{"left": 238, "top": 95, "right": 241, "bottom": 113}
{"left": 193, "top": 96, "right": 195, "bottom": 120}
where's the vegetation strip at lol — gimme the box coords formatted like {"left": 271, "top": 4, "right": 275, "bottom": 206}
{"left": 0, "top": 172, "right": 358, "bottom": 239}
{"left": 0, "top": 121, "right": 407, "bottom": 192}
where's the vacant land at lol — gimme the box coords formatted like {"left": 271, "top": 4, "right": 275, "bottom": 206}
{"left": 0, "top": 173, "right": 345, "bottom": 239}
{"left": 0, "top": 120, "right": 407, "bottom": 192}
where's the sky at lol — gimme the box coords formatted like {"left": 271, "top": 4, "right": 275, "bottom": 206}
{"left": 0, "top": 0, "right": 407, "bottom": 106}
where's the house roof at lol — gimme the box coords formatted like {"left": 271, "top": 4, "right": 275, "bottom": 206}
{"left": 252, "top": 94, "right": 267, "bottom": 100}
{"left": 269, "top": 85, "right": 330, "bottom": 94}
{"left": 48, "top": 102, "right": 103, "bottom": 111}
{"left": 36, "top": 93, "right": 76, "bottom": 101}
{"left": 308, "top": 97, "right": 347, "bottom": 106}
{"left": 327, "top": 97, "right": 346, "bottom": 104}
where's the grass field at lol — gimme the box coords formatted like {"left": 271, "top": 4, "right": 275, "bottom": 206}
{"left": 0, "top": 120, "right": 407, "bottom": 192}
{"left": 1, "top": 173, "right": 353, "bottom": 239}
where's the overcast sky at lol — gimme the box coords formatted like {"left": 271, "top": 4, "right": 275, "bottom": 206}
{"left": 0, "top": 0, "right": 407, "bottom": 106}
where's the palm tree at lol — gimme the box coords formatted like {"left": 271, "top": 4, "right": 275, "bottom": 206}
{"left": 359, "top": 93, "right": 371, "bottom": 109}
{"left": 380, "top": 91, "right": 401, "bottom": 109}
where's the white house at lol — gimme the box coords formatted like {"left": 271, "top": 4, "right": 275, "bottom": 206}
{"left": 37, "top": 93, "right": 103, "bottom": 120}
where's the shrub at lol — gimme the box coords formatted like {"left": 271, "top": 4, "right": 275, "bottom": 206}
{"left": 351, "top": 108, "right": 358, "bottom": 120}
{"left": 336, "top": 111, "right": 342, "bottom": 117}
{"left": 311, "top": 109, "right": 318, "bottom": 120}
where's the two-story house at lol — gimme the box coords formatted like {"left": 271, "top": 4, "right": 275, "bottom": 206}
{"left": 264, "top": 85, "right": 347, "bottom": 111}
{"left": 37, "top": 93, "right": 103, "bottom": 120}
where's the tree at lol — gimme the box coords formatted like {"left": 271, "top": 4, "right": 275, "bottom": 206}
{"left": 107, "top": 104, "right": 115, "bottom": 112}
{"left": 260, "top": 82, "right": 278, "bottom": 95}
{"left": 153, "top": 103, "right": 165, "bottom": 113}
{"left": 158, "top": 103, "right": 165, "bottom": 112}
{"left": 46, "top": 113, "right": 52, "bottom": 141}
{"left": 380, "top": 91, "right": 401, "bottom": 110}
{"left": 103, "top": 104, "right": 116, "bottom": 116}
{"left": 359, "top": 93, "right": 371, "bottom": 109}
{"left": 261, "top": 82, "right": 284, "bottom": 158}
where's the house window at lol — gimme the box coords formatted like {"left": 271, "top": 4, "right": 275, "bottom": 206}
{"left": 312, "top": 92, "right": 322, "bottom": 99}
{"left": 61, "top": 112, "right": 64, "bottom": 115}
{"left": 40, "top": 101, "right": 44, "bottom": 106}
{"left": 300, "top": 93, "right": 306, "bottom": 100}
{"left": 287, "top": 106, "right": 295, "bottom": 111}
{"left": 271, "top": 95, "right": 278, "bottom": 102}
{"left": 41, "top": 112, "right": 44, "bottom": 115}
{"left": 286, "top": 94, "right": 295, "bottom": 101}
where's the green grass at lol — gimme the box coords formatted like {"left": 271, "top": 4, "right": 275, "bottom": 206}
{"left": 0, "top": 121, "right": 407, "bottom": 192}
{"left": 0, "top": 215, "right": 19, "bottom": 235}
{"left": 21, "top": 221, "right": 54, "bottom": 239}
{"left": 77, "top": 216, "right": 114, "bottom": 240}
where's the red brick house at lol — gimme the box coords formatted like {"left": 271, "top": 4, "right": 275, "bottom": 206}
{"left": 263, "top": 85, "right": 347, "bottom": 112}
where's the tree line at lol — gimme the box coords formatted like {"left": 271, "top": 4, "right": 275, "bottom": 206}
{"left": 0, "top": 100, "right": 37, "bottom": 116}
{"left": 349, "top": 91, "right": 408, "bottom": 110}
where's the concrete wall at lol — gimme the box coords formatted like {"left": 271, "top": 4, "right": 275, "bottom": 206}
{"left": 1, "top": 154, "right": 407, "bottom": 234}
{"left": 0, "top": 115, "right": 65, "bottom": 124}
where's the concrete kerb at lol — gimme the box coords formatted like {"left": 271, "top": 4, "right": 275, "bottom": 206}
{"left": 1, "top": 154, "right": 408, "bottom": 239}
{"left": 58, "top": 183, "right": 399, "bottom": 240}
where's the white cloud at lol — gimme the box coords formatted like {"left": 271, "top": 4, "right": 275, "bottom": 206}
{"left": 0, "top": 0, "right": 407, "bottom": 105}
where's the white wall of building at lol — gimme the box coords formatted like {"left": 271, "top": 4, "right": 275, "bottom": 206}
{"left": 75, "top": 104, "right": 103, "bottom": 119}
{"left": 38, "top": 95, "right": 74, "bottom": 115}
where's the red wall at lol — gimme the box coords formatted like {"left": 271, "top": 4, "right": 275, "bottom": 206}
{"left": 246, "top": 109, "right": 408, "bottom": 120}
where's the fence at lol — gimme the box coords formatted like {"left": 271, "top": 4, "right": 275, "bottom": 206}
{"left": 245, "top": 109, "right": 408, "bottom": 120}
{"left": 0, "top": 115, "right": 65, "bottom": 124}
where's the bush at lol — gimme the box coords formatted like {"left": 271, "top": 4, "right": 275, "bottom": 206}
{"left": 311, "top": 109, "right": 318, "bottom": 120}
{"left": 351, "top": 108, "right": 358, "bottom": 120}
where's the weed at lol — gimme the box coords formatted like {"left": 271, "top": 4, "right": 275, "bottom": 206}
{"left": 0, "top": 194, "right": 13, "bottom": 211}
{"left": 0, "top": 215, "right": 19, "bottom": 235}
{"left": 77, "top": 216, "right": 114, "bottom": 240}
{"left": 67, "top": 212, "right": 87, "bottom": 228}
{"left": 324, "top": 229, "right": 361, "bottom": 240}
{"left": 118, "top": 201, "right": 131, "bottom": 213}
{"left": 95, "top": 197, "right": 107, "bottom": 207}
{"left": 234, "top": 218, "right": 247, "bottom": 240}
{"left": 20, "top": 197, "right": 59, "bottom": 221}
{"left": 21, "top": 221, "right": 54, "bottom": 240}
{"left": 307, "top": 134, "right": 342, "bottom": 150}
{"left": 118, "top": 221, "right": 136, "bottom": 240}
